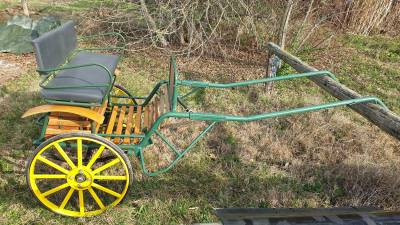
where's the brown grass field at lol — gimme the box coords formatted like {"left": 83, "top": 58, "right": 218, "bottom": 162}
{"left": 0, "top": 2, "right": 400, "bottom": 225}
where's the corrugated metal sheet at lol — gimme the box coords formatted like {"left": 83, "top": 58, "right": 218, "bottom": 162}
{"left": 194, "top": 208, "right": 400, "bottom": 225}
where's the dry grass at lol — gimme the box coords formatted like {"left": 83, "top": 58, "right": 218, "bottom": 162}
{"left": 0, "top": 28, "right": 399, "bottom": 224}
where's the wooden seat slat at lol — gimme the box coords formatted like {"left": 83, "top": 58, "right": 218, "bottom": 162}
{"left": 106, "top": 106, "right": 119, "bottom": 138}
{"left": 159, "top": 86, "right": 168, "bottom": 115}
{"left": 123, "top": 106, "right": 134, "bottom": 144}
{"left": 159, "top": 93, "right": 164, "bottom": 115}
{"left": 147, "top": 103, "right": 154, "bottom": 129}
{"left": 153, "top": 97, "right": 159, "bottom": 124}
{"left": 134, "top": 106, "right": 142, "bottom": 144}
{"left": 95, "top": 100, "right": 108, "bottom": 132}
{"left": 114, "top": 106, "right": 126, "bottom": 143}
{"left": 45, "top": 128, "right": 90, "bottom": 137}
{"left": 162, "top": 85, "right": 169, "bottom": 112}
{"left": 143, "top": 105, "right": 150, "bottom": 130}
{"left": 48, "top": 116, "right": 91, "bottom": 128}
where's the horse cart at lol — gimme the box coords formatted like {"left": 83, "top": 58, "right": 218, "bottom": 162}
{"left": 22, "top": 21, "right": 389, "bottom": 217}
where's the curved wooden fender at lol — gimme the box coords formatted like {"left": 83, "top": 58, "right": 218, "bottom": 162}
{"left": 22, "top": 105, "right": 105, "bottom": 124}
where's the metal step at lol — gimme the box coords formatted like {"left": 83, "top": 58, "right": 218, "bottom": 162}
{"left": 194, "top": 207, "right": 400, "bottom": 225}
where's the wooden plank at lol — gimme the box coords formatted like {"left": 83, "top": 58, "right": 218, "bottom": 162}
{"left": 162, "top": 85, "right": 169, "bottom": 112}
{"left": 153, "top": 97, "right": 159, "bottom": 124}
{"left": 22, "top": 104, "right": 104, "bottom": 124}
{"left": 143, "top": 105, "right": 150, "bottom": 130}
{"left": 114, "top": 106, "right": 126, "bottom": 143}
{"left": 134, "top": 106, "right": 142, "bottom": 144}
{"left": 148, "top": 103, "right": 154, "bottom": 129}
{"left": 159, "top": 90, "right": 165, "bottom": 115}
{"left": 48, "top": 116, "right": 91, "bottom": 128}
{"left": 51, "top": 112, "right": 83, "bottom": 121}
{"left": 45, "top": 128, "right": 90, "bottom": 136}
{"left": 96, "top": 100, "right": 108, "bottom": 115}
{"left": 123, "top": 106, "right": 135, "bottom": 144}
{"left": 267, "top": 42, "right": 400, "bottom": 141}
{"left": 95, "top": 100, "right": 108, "bottom": 132}
{"left": 105, "top": 106, "right": 119, "bottom": 139}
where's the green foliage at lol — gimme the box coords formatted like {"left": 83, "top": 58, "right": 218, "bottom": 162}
{"left": 337, "top": 35, "right": 400, "bottom": 112}
{"left": 344, "top": 34, "right": 400, "bottom": 63}
{"left": 224, "top": 133, "right": 237, "bottom": 146}
{"left": 193, "top": 88, "right": 206, "bottom": 105}
{"left": 276, "top": 62, "right": 293, "bottom": 76}
{"left": 302, "top": 180, "right": 323, "bottom": 193}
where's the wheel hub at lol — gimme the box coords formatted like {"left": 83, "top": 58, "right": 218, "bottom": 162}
{"left": 75, "top": 173, "right": 86, "bottom": 183}
{"left": 67, "top": 167, "right": 93, "bottom": 190}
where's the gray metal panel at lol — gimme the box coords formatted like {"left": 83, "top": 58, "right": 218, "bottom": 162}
{"left": 213, "top": 208, "right": 400, "bottom": 225}
{"left": 32, "top": 20, "right": 77, "bottom": 70}
{"left": 41, "top": 51, "right": 119, "bottom": 103}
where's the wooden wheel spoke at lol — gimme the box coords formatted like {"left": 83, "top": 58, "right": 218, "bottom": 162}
{"left": 94, "top": 175, "right": 127, "bottom": 181}
{"left": 92, "top": 183, "right": 122, "bottom": 198}
{"left": 88, "top": 187, "right": 105, "bottom": 209}
{"left": 33, "top": 174, "right": 67, "bottom": 179}
{"left": 59, "top": 188, "right": 74, "bottom": 210}
{"left": 42, "top": 183, "right": 69, "bottom": 197}
{"left": 78, "top": 190, "right": 84, "bottom": 215}
{"left": 86, "top": 146, "right": 106, "bottom": 168}
{"left": 53, "top": 143, "right": 76, "bottom": 169}
{"left": 77, "top": 138, "right": 83, "bottom": 168}
{"left": 37, "top": 156, "right": 69, "bottom": 174}
{"left": 92, "top": 158, "right": 120, "bottom": 174}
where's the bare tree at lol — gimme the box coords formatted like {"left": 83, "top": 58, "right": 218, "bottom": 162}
{"left": 139, "top": 0, "right": 168, "bottom": 47}
{"left": 266, "top": 0, "right": 294, "bottom": 92}
{"left": 21, "top": 0, "right": 29, "bottom": 16}
{"left": 277, "top": 0, "right": 294, "bottom": 50}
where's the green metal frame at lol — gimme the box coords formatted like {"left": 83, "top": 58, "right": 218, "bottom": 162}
{"left": 100, "top": 57, "right": 389, "bottom": 176}
{"left": 33, "top": 55, "right": 391, "bottom": 177}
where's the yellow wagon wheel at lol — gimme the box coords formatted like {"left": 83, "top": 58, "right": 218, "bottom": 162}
{"left": 110, "top": 84, "right": 135, "bottom": 105}
{"left": 26, "top": 132, "right": 133, "bottom": 217}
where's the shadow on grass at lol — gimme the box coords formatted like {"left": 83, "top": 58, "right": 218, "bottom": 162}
{"left": 0, "top": 90, "right": 44, "bottom": 212}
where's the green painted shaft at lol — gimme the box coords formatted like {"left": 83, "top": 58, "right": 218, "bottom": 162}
{"left": 140, "top": 97, "right": 386, "bottom": 146}
{"left": 140, "top": 122, "right": 216, "bottom": 176}
{"left": 154, "top": 130, "right": 180, "bottom": 155}
{"left": 170, "top": 56, "right": 179, "bottom": 111}
{"left": 44, "top": 99, "right": 100, "bottom": 107}
{"left": 177, "top": 71, "right": 337, "bottom": 88}
{"left": 141, "top": 81, "right": 168, "bottom": 106}
{"left": 98, "top": 133, "right": 145, "bottom": 138}
{"left": 188, "top": 97, "right": 388, "bottom": 122}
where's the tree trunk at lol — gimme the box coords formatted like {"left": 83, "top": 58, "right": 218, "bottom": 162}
{"left": 267, "top": 42, "right": 400, "bottom": 141}
{"left": 266, "top": 0, "right": 294, "bottom": 92}
{"left": 278, "top": 0, "right": 294, "bottom": 49}
{"left": 21, "top": 0, "right": 29, "bottom": 16}
{"left": 139, "top": 0, "right": 168, "bottom": 47}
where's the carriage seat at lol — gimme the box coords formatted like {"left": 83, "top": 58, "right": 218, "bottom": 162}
{"left": 32, "top": 20, "right": 119, "bottom": 104}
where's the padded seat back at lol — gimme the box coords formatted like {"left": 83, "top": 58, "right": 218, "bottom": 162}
{"left": 32, "top": 21, "right": 77, "bottom": 71}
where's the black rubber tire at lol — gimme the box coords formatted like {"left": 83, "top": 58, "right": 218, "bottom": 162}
{"left": 111, "top": 83, "right": 137, "bottom": 105}
{"left": 26, "top": 132, "right": 134, "bottom": 216}
{"left": 113, "top": 83, "right": 133, "bottom": 97}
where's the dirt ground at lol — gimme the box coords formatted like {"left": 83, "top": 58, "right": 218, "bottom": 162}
{"left": 0, "top": 53, "right": 34, "bottom": 85}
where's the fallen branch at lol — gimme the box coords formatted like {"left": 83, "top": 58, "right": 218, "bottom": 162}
{"left": 267, "top": 42, "right": 400, "bottom": 141}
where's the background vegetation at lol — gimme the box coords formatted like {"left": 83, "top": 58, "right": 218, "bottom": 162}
{"left": 0, "top": 0, "right": 399, "bottom": 224}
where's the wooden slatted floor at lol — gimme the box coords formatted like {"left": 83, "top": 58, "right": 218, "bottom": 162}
{"left": 103, "top": 105, "right": 143, "bottom": 144}
{"left": 44, "top": 86, "right": 170, "bottom": 144}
